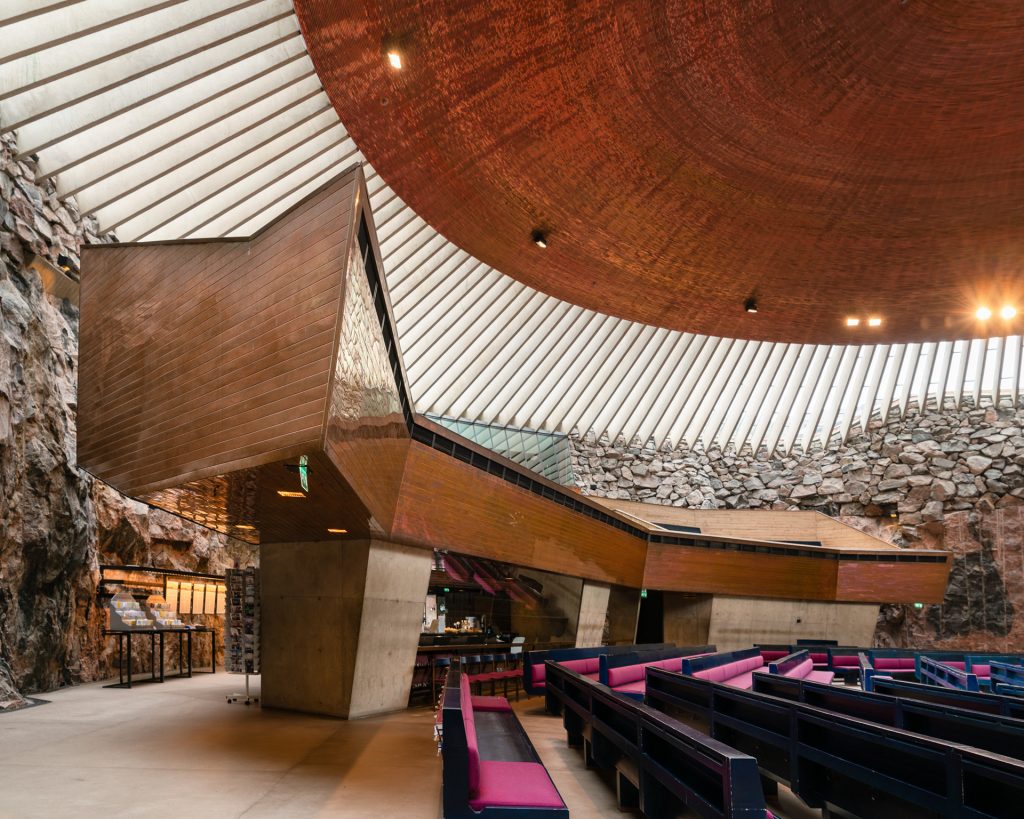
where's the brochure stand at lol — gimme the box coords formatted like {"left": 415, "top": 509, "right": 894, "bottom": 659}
{"left": 225, "top": 567, "right": 261, "bottom": 705}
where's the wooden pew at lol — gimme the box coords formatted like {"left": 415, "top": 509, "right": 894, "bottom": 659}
{"left": 991, "top": 661, "right": 1024, "bottom": 696}
{"left": 544, "top": 661, "right": 770, "bottom": 818}
{"left": 645, "top": 667, "right": 1024, "bottom": 817}
{"left": 752, "top": 673, "right": 1024, "bottom": 760}
{"left": 872, "top": 676, "right": 1024, "bottom": 719}
{"left": 442, "top": 670, "right": 567, "bottom": 818}
{"left": 919, "top": 655, "right": 981, "bottom": 691}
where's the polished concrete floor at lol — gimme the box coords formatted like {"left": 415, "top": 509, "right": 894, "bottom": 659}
{"left": 0, "top": 674, "right": 818, "bottom": 818}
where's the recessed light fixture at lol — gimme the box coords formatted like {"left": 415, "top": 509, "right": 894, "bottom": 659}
{"left": 867, "top": 317, "right": 882, "bottom": 327}
{"left": 234, "top": 524, "right": 256, "bottom": 531}
{"left": 531, "top": 229, "right": 547, "bottom": 248}
{"left": 327, "top": 528, "right": 347, "bottom": 534}
{"left": 1000, "top": 305, "right": 1017, "bottom": 320}
{"left": 387, "top": 49, "right": 402, "bottom": 70}
{"left": 976, "top": 306, "right": 992, "bottom": 320}
{"left": 277, "top": 490, "right": 305, "bottom": 498}
{"left": 846, "top": 317, "right": 860, "bottom": 327}
{"left": 743, "top": 297, "right": 758, "bottom": 314}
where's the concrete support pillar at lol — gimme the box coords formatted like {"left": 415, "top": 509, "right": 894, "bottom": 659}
{"left": 260, "top": 539, "right": 432, "bottom": 718}
{"left": 606, "top": 585, "right": 641, "bottom": 645}
{"left": 705, "top": 596, "right": 880, "bottom": 652}
{"left": 575, "top": 582, "right": 611, "bottom": 647}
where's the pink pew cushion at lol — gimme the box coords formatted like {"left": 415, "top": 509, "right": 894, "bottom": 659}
{"left": 760, "top": 650, "right": 789, "bottom": 662}
{"left": 612, "top": 679, "right": 647, "bottom": 695}
{"left": 460, "top": 676, "right": 481, "bottom": 792}
{"left": 832, "top": 654, "right": 859, "bottom": 667}
{"left": 562, "top": 657, "right": 601, "bottom": 675}
{"left": 783, "top": 659, "right": 815, "bottom": 679}
{"left": 972, "top": 664, "right": 991, "bottom": 677}
{"left": 944, "top": 661, "right": 966, "bottom": 670}
{"left": 806, "top": 670, "right": 835, "bottom": 685}
{"left": 694, "top": 655, "right": 764, "bottom": 684}
{"left": 471, "top": 695, "right": 511, "bottom": 712}
{"left": 808, "top": 652, "right": 828, "bottom": 664}
{"left": 470, "top": 761, "right": 565, "bottom": 810}
{"left": 874, "top": 657, "right": 915, "bottom": 670}
{"left": 724, "top": 671, "right": 755, "bottom": 689}
{"left": 531, "top": 663, "right": 547, "bottom": 685}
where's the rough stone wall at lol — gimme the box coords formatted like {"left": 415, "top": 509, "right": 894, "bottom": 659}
{"left": 1, "top": 131, "right": 257, "bottom": 701}
{"left": 571, "top": 402, "right": 1024, "bottom": 650}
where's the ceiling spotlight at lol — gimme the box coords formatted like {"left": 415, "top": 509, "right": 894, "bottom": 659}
{"left": 846, "top": 317, "right": 860, "bottom": 327}
{"left": 327, "top": 528, "right": 348, "bottom": 534}
{"left": 277, "top": 490, "right": 305, "bottom": 498}
{"left": 867, "top": 317, "right": 882, "bottom": 327}
{"left": 976, "top": 306, "right": 992, "bottom": 320}
{"left": 234, "top": 524, "right": 256, "bottom": 531}
{"left": 531, "top": 229, "right": 548, "bottom": 248}
{"left": 743, "top": 297, "right": 758, "bottom": 314}
{"left": 386, "top": 49, "right": 402, "bottom": 70}
{"left": 1000, "top": 305, "right": 1017, "bottom": 320}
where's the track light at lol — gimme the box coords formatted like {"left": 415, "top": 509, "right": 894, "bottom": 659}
{"left": 531, "top": 229, "right": 547, "bottom": 248}
{"left": 743, "top": 297, "right": 758, "bottom": 314}
{"left": 976, "top": 306, "right": 992, "bottom": 320}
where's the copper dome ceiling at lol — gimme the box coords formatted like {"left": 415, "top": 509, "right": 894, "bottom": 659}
{"left": 295, "top": 0, "right": 1024, "bottom": 344}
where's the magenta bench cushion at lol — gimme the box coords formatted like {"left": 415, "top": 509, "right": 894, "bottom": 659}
{"left": 607, "top": 653, "right": 709, "bottom": 690}
{"left": 694, "top": 655, "right": 764, "bottom": 688}
{"left": 471, "top": 695, "right": 512, "bottom": 712}
{"left": 832, "top": 654, "right": 859, "bottom": 667}
{"left": 972, "top": 663, "right": 991, "bottom": 677}
{"left": 460, "top": 674, "right": 564, "bottom": 811}
{"left": 470, "top": 761, "right": 566, "bottom": 810}
{"left": 531, "top": 656, "right": 600, "bottom": 686}
{"left": 874, "top": 657, "right": 915, "bottom": 671}
{"left": 806, "top": 669, "right": 836, "bottom": 684}
{"left": 760, "top": 650, "right": 789, "bottom": 663}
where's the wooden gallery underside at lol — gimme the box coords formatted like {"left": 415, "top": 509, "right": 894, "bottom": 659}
{"left": 77, "top": 166, "right": 950, "bottom": 605}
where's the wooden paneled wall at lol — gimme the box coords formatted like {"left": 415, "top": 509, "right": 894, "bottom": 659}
{"left": 79, "top": 172, "right": 358, "bottom": 496}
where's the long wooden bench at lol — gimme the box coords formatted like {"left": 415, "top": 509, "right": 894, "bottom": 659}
{"left": 872, "top": 676, "right": 1024, "bottom": 719}
{"left": 752, "top": 672, "right": 1024, "bottom": 761}
{"left": 766, "top": 650, "right": 834, "bottom": 685}
{"left": 545, "top": 660, "right": 772, "bottom": 818}
{"left": 682, "top": 647, "right": 765, "bottom": 689}
{"left": 991, "top": 660, "right": 1024, "bottom": 696}
{"left": 645, "top": 666, "right": 1024, "bottom": 817}
{"left": 598, "top": 644, "right": 715, "bottom": 699}
{"left": 919, "top": 655, "right": 981, "bottom": 691}
{"left": 442, "top": 670, "right": 567, "bottom": 818}
{"left": 522, "top": 643, "right": 673, "bottom": 697}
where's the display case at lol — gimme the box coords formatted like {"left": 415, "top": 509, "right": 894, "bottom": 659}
{"left": 107, "top": 590, "right": 154, "bottom": 630}
{"left": 145, "top": 595, "right": 185, "bottom": 628}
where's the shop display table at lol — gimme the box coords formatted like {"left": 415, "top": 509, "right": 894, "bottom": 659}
{"left": 104, "top": 627, "right": 217, "bottom": 689}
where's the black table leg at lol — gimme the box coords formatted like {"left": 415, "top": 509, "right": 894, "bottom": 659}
{"left": 118, "top": 633, "right": 124, "bottom": 686}
{"left": 150, "top": 633, "right": 157, "bottom": 681}
{"left": 159, "top": 632, "right": 165, "bottom": 682}
{"left": 178, "top": 632, "right": 184, "bottom": 676}
{"left": 187, "top": 630, "right": 193, "bottom": 677}
{"left": 211, "top": 630, "right": 216, "bottom": 673}
{"left": 126, "top": 633, "right": 133, "bottom": 689}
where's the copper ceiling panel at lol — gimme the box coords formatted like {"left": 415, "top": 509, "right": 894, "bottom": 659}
{"left": 295, "top": 0, "right": 1024, "bottom": 344}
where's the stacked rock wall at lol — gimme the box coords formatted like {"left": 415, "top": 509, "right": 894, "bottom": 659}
{"left": 1, "top": 131, "right": 257, "bottom": 701}
{"left": 571, "top": 402, "right": 1024, "bottom": 651}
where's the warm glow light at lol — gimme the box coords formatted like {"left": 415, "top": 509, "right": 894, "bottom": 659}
{"left": 234, "top": 524, "right": 255, "bottom": 530}
{"left": 976, "top": 306, "right": 992, "bottom": 320}
{"left": 867, "top": 317, "right": 882, "bottom": 327}
{"left": 387, "top": 50, "right": 402, "bottom": 70}
{"left": 846, "top": 317, "right": 860, "bottom": 327}
{"left": 327, "top": 528, "right": 348, "bottom": 534}
{"left": 531, "top": 229, "right": 548, "bottom": 248}
{"left": 277, "top": 490, "right": 305, "bottom": 498}
{"left": 1000, "top": 305, "right": 1017, "bottom": 320}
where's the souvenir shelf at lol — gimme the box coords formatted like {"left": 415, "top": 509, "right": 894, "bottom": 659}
{"left": 107, "top": 590, "right": 154, "bottom": 630}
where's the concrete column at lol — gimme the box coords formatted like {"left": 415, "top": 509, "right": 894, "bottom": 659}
{"left": 606, "top": 585, "right": 641, "bottom": 645}
{"left": 705, "top": 596, "right": 880, "bottom": 652}
{"left": 575, "top": 582, "right": 611, "bottom": 647}
{"left": 260, "top": 539, "right": 432, "bottom": 718}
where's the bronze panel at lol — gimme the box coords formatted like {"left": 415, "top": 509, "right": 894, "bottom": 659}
{"left": 79, "top": 171, "right": 359, "bottom": 495}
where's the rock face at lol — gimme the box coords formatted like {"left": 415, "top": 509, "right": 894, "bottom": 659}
{"left": 571, "top": 402, "right": 1024, "bottom": 650}
{"left": 1, "top": 132, "right": 257, "bottom": 700}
